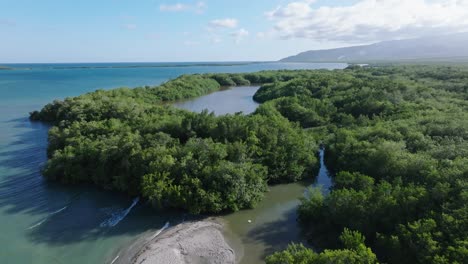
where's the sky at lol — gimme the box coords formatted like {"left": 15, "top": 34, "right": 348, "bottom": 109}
{"left": 1, "top": 0, "right": 468, "bottom": 62}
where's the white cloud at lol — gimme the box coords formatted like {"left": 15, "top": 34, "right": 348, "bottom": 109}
{"left": 256, "top": 32, "right": 266, "bottom": 39}
{"left": 266, "top": 0, "right": 316, "bottom": 18}
{"left": 209, "top": 18, "right": 238, "bottom": 29}
{"left": 256, "top": 30, "right": 275, "bottom": 39}
{"left": 160, "top": 3, "right": 189, "bottom": 11}
{"left": 206, "top": 18, "right": 246, "bottom": 44}
{"left": 266, "top": 0, "right": 468, "bottom": 43}
{"left": 160, "top": 2, "right": 206, "bottom": 13}
{"left": 231, "top": 28, "right": 249, "bottom": 43}
{"left": 195, "top": 1, "right": 206, "bottom": 14}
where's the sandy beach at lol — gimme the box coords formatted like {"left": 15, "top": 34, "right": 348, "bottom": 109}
{"left": 113, "top": 218, "right": 236, "bottom": 264}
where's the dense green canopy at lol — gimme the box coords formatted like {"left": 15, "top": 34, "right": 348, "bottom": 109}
{"left": 30, "top": 72, "right": 318, "bottom": 214}
{"left": 32, "top": 65, "right": 468, "bottom": 263}
{"left": 266, "top": 229, "right": 378, "bottom": 264}
{"left": 254, "top": 65, "right": 468, "bottom": 264}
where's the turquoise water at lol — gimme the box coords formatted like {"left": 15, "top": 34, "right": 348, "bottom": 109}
{"left": 0, "top": 62, "right": 345, "bottom": 264}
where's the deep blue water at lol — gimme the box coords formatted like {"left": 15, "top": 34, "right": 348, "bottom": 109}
{"left": 0, "top": 62, "right": 345, "bottom": 264}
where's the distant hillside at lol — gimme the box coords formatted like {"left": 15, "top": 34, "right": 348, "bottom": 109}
{"left": 281, "top": 33, "right": 468, "bottom": 63}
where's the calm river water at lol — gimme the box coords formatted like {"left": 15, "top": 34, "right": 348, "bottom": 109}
{"left": 174, "top": 85, "right": 333, "bottom": 263}
{"left": 0, "top": 62, "right": 343, "bottom": 264}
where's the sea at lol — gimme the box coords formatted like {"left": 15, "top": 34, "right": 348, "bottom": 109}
{"left": 0, "top": 62, "right": 344, "bottom": 264}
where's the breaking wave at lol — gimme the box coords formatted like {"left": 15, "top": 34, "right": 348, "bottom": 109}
{"left": 27, "top": 206, "right": 68, "bottom": 229}
{"left": 100, "top": 197, "right": 139, "bottom": 228}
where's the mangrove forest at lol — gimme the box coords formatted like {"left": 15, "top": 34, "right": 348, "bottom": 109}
{"left": 31, "top": 65, "right": 468, "bottom": 264}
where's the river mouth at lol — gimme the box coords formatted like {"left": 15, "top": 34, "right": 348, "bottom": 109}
{"left": 171, "top": 86, "right": 333, "bottom": 263}
{"left": 221, "top": 181, "right": 312, "bottom": 264}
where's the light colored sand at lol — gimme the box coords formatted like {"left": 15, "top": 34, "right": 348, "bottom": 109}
{"left": 130, "top": 219, "right": 235, "bottom": 264}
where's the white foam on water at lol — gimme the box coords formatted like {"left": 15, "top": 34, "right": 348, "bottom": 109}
{"left": 27, "top": 206, "right": 68, "bottom": 229}
{"left": 27, "top": 218, "right": 47, "bottom": 229}
{"left": 107, "top": 221, "right": 170, "bottom": 264}
{"left": 110, "top": 255, "right": 119, "bottom": 264}
{"left": 150, "top": 221, "right": 170, "bottom": 240}
{"left": 100, "top": 197, "right": 139, "bottom": 228}
{"left": 50, "top": 206, "right": 68, "bottom": 215}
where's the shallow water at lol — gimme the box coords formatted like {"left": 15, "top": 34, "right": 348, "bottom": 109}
{"left": 172, "top": 85, "right": 333, "bottom": 263}
{"left": 0, "top": 62, "right": 344, "bottom": 263}
{"left": 222, "top": 148, "right": 332, "bottom": 264}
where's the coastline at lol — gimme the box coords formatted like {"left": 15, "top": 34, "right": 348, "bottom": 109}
{"left": 113, "top": 218, "right": 237, "bottom": 264}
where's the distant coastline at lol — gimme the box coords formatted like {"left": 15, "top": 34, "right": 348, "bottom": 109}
{"left": 49, "top": 62, "right": 264, "bottom": 69}
{"left": 0, "top": 61, "right": 345, "bottom": 71}
{"left": 0, "top": 62, "right": 271, "bottom": 71}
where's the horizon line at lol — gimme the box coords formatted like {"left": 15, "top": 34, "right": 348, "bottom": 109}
{"left": 0, "top": 60, "right": 276, "bottom": 64}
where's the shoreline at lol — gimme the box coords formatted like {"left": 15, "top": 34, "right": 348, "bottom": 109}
{"left": 113, "top": 218, "right": 238, "bottom": 264}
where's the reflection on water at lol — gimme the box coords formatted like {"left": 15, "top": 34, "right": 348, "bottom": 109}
{"left": 173, "top": 86, "right": 260, "bottom": 115}
{"left": 317, "top": 148, "right": 333, "bottom": 193}
{"left": 223, "top": 148, "right": 332, "bottom": 264}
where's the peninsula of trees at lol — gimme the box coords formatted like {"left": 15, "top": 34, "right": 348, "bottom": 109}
{"left": 30, "top": 72, "right": 319, "bottom": 213}
{"left": 31, "top": 65, "right": 468, "bottom": 263}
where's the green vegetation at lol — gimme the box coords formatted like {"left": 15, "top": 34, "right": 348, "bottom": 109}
{"left": 266, "top": 229, "right": 378, "bottom": 264}
{"left": 31, "top": 73, "right": 318, "bottom": 214}
{"left": 32, "top": 65, "right": 468, "bottom": 263}
{"left": 254, "top": 65, "right": 468, "bottom": 264}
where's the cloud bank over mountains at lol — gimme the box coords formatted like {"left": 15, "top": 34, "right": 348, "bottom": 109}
{"left": 266, "top": 0, "right": 468, "bottom": 43}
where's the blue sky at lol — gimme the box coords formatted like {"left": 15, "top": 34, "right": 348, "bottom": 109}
{"left": 1, "top": 0, "right": 467, "bottom": 62}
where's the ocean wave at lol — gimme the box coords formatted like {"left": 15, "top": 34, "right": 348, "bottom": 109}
{"left": 108, "top": 221, "right": 170, "bottom": 264}
{"left": 100, "top": 197, "right": 139, "bottom": 228}
{"left": 27, "top": 206, "right": 68, "bottom": 229}
{"left": 110, "top": 255, "right": 120, "bottom": 264}
{"left": 150, "top": 221, "right": 170, "bottom": 240}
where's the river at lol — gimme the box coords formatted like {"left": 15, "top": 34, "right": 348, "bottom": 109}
{"left": 0, "top": 62, "right": 343, "bottom": 263}
{"left": 174, "top": 85, "right": 333, "bottom": 263}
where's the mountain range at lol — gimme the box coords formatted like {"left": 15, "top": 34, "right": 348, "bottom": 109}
{"left": 281, "top": 33, "right": 468, "bottom": 63}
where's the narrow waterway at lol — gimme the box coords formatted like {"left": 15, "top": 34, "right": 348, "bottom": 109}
{"left": 221, "top": 148, "right": 332, "bottom": 264}
{"left": 172, "top": 85, "right": 333, "bottom": 263}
